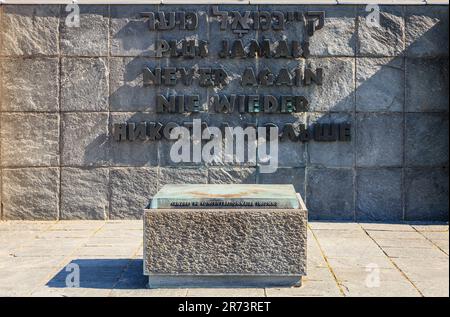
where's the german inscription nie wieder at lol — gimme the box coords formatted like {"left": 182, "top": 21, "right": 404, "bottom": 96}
{"left": 144, "top": 185, "right": 308, "bottom": 288}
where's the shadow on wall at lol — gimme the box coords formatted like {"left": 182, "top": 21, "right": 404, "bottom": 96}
{"left": 0, "top": 4, "right": 448, "bottom": 222}
{"left": 85, "top": 5, "right": 448, "bottom": 222}
{"left": 47, "top": 259, "right": 146, "bottom": 289}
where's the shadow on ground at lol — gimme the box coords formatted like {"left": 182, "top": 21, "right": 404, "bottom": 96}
{"left": 46, "top": 259, "right": 147, "bottom": 289}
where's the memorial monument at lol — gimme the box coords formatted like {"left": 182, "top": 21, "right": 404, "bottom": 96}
{"left": 144, "top": 184, "right": 307, "bottom": 288}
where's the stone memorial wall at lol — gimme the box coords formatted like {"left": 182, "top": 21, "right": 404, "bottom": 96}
{"left": 0, "top": 2, "right": 448, "bottom": 221}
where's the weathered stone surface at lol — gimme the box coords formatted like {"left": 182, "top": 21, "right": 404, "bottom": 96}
{"left": 159, "top": 167, "right": 208, "bottom": 187}
{"left": 357, "top": 5, "right": 405, "bottom": 57}
{"left": 157, "top": 112, "right": 222, "bottom": 167}
{"left": 405, "top": 168, "right": 449, "bottom": 221}
{"left": 0, "top": 58, "right": 59, "bottom": 112}
{"left": 144, "top": 208, "right": 307, "bottom": 275}
{"left": 157, "top": 4, "right": 209, "bottom": 48}
{"left": 61, "top": 58, "right": 109, "bottom": 111}
{"left": 406, "top": 6, "right": 449, "bottom": 57}
{"left": 356, "top": 113, "right": 403, "bottom": 167}
{"left": 110, "top": 167, "right": 158, "bottom": 219}
{"left": 406, "top": 113, "right": 449, "bottom": 167}
{"left": 1, "top": 168, "right": 59, "bottom": 220}
{"left": 109, "top": 112, "right": 158, "bottom": 166}
{"left": 257, "top": 114, "right": 306, "bottom": 168}
{"left": 308, "top": 112, "right": 354, "bottom": 167}
{"left": 294, "top": 58, "right": 355, "bottom": 112}
{"left": 110, "top": 5, "right": 158, "bottom": 56}
{"left": 109, "top": 57, "right": 159, "bottom": 112}
{"left": 60, "top": 5, "right": 109, "bottom": 56}
{"left": 308, "top": 5, "right": 356, "bottom": 56}
{"left": 208, "top": 168, "right": 256, "bottom": 184}
{"left": 406, "top": 58, "right": 449, "bottom": 112}
{"left": 208, "top": 4, "right": 256, "bottom": 61}
{"left": 356, "top": 168, "right": 403, "bottom": 221}
{"left": 1, "top": 113, "right": 59, "bottom": 167}
{"left": 60, "top": 168, "right": 109, "bottom": 220}
{"left": 1, "top": 5, "right": 59, "bottom": 56}
{"left": 258, "top": 167, "right": 305, "bottom": 197}
{"left": 160, "top": 58, "right": 209, "bottom": 111}
{"left": 207, "top": 59, "right": 258, "bottom": 99}
{"left": 306, "top": 168, "right": 354, "bottom": 220}
{"left": 356, "top": 57, "right": 404, "bottom": 112}
{"left": 256, "top": 4, "right": 307, "bottom": 52}
{"left": 192, "top": 113, "right": 256, "bottom": 168}
{"left": 61, "top": 113, "right": 109, "bottom": 166}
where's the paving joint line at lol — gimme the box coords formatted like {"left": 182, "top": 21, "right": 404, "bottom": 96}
{"left": 358, "top": 223, "right": 425, "bottom": 297}
{"left": 7, "top": 221, "right": 58, "bottom": 257}
{"left": 107, "top": 239, "right": 143, "bottom": 297}
{"left": 29, "top": 221, "right": 107, "bottom": 296}
{"left": 308, "top": 223, "right": 346, "bottom": 297}
{"left": 411, "top": 226, "right": 449, "bottom": 256}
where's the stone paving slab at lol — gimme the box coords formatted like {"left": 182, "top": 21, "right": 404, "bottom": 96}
{"left": 0, "top": 221, "right": 447, "bottom": 297}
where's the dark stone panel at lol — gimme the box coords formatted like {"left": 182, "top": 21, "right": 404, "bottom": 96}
{"left": 405, "top": 168, "right": 449, "bottom": 221}
{"left": 306, "top": 167, "right": 354, "bottom": 220}
{"left": 356, "top": 168, "right": 403, "bottom": 221}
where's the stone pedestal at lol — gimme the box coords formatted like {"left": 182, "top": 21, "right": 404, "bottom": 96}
{"left": 143, "top": 184, "right": 307, "bottom": 288}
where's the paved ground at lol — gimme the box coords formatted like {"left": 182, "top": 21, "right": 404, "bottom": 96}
{"left": 0, "top": 221, "right": 448, "bottom": 297}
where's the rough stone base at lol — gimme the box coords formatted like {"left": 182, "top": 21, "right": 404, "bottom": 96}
{"left": 143, "top": 204, "right": 307, "bottom": 288}
{"left": 147, "top": 275, "right": 302, "bottom": 289}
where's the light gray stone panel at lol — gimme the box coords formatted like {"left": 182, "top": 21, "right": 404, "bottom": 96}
{"left": 0, "top": 58, "right": 59, "bottom": 112}
{"left": 61, "top": 112, "right": 109, "bottom": 166}
{"left": 157, "top": 4, "right": 209, "bottom": 44}
{"left": 257, "top": 114, "right": 306, "bottom": 168}
{"left": 208, "top": 4, "right": 257, "bottom": 61}
{"left": 110, "top": 167, "right": 158, "bottom": 220}
{"left": 306, "top": 168, "right": 354, "bottom": 220}
{"left": 183, "top": 113, "right": 257, "bottom": 168}
{"left": 405, "top": 113, "right": 449, "bottom": 167}
{"left": 1, "top": 5, "right": 60, "bottom": 56}
{"left": 356, "top": 57, "right": 404, "bottom": 112}
{"left": 258, "top": 167, "right": 305, "bottom": 198}
{"left": 1, "top": 168, "right": 59, "bottom": 220}
{"left": 208, "top": 167, "right": 257, "bottom": 184}
{"left": 308, "top": 112, "right": 354, "bottom": 167}
{"left": 207, "top": 59, "right": 259, "bottom": 106}
{"left": 60, "top": 5, "right": 109, "bottom": 56}
{"left": 144, "top": 208, "right": 307, "bottom": 275}
{"left": 253, "top": 59, "right": 303, "bottom": 98}
{"left": 110, "top": 5, "right": 158, "bottom": 56}
{"left": 109, "top": 112, "right": 158, "bottom": 166}
{"left": 293, "top": 58, "right": 355, "bottom": 112}
{"left": 1, "top": 113, "right": 59, "bottom": 167}
{"left": 307, "top": 5, "right": 356, "bottom": 57}
{"left": 405, "top": 168, "right": 449, "bottom": 221}
{"left": 109, "top": 57, "right": 159, "bottom": 112}
{"left": 356, "top": 168, "right": 403, "bottom": 221}
{"left": 357, "top": 5, "right": 405, "bottom": 57}
{"left": 61, "top": 58, "right": 109, "bottom": 111}
{"left": 159, "top": 167, "right": 208, "bottom": 188}
{"left": 60, "top": 167, "right": 109, "bottom": 220}
{"left": 356, "top": 113, "right": 403, "bottom": 167}
{"left": 406, "top": 6, "right": 449, "bottom": 58}
{"left": 159, "top": 58, "right": 209, "bottom": 113}
{"left": 406, "top": 58, "right": 449, "bottom": 112}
